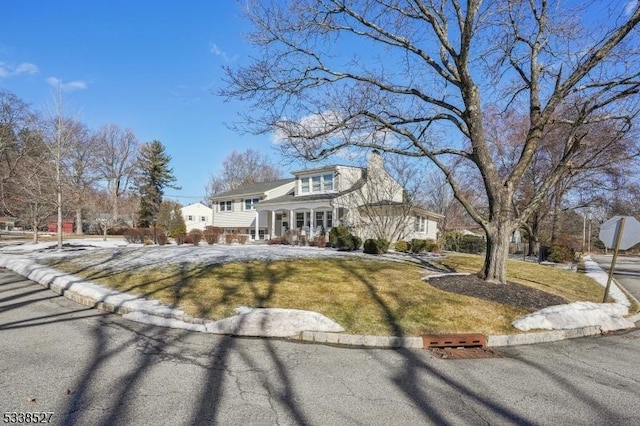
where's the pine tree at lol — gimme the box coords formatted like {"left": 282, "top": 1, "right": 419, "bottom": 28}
{"left": 135, "top": 140, "right": 179, "bottom": 228}
{"left": 156, "top": 200, "right": 186, "bottom": 237}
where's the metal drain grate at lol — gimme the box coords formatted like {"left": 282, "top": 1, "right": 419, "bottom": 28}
{"left": 422, "top": 333, "right": 487, "bottom": 349}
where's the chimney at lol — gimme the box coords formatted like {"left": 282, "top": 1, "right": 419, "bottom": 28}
{"left": 368, "top": 149, "right": 384, "bottom": 172}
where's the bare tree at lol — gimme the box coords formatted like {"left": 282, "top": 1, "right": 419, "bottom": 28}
{"left": 206, "top": 148, "right": 282, "bottom": 198}
{"left": 94, "top": 124, "right": 139, "bottom": 237}
{"left": 64, "top": 123, "right": 100, "bottom": 235}
{"left": 0, "top": 91, "right": 40, "bottom": 213}
{"left": 223, "top": 1, "right": 640, "bottom": 283}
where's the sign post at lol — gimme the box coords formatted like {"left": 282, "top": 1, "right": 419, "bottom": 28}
{"left": 598, "top": 216, "right": 640, "bottom": 303}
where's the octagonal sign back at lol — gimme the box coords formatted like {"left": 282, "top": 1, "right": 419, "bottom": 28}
{"left": 598, "top": 216, "right": 640, "bottom": 250}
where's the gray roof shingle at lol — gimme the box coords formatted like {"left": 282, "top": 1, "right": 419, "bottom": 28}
{"left": 211, "top": 178, "right": 295, "bottom": 199}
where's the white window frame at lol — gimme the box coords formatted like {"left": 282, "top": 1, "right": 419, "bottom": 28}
{"left": 187, "top": 215, "right": 194, "bottom": 222}
{"left": 244, "top": 197, "right": 260, "bottom": 211}
{"left": 322, "top": 173, "right": 334, "bottom": 191}
{"left": 219, "top": 201, "right": 232, "bottom": 212}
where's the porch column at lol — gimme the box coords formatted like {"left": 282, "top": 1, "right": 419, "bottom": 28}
{"left": 289, "top": 209, "right": 294, "bottom": 230}
{"left": 310, "top": 208, "right": 314, "bottom": 239}
{"left": 255, "top": 211, "right": 259, "bottom": 240}
{"left": 333, "top": 207, "right": 338, "bottom": 227}
{"left": 271, "top": 210, "right": 276, "bottom": 238}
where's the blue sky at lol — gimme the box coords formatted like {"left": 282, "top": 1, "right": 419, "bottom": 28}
{"left": 0, "top": 1, "right": 279, "bottom": 204}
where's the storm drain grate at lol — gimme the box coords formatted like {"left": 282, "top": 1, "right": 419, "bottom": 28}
{"left": 428, "top": 347, "right": 504, "bottom": 359}
{"left": 422, "top": 333, "right": 487, "bottom": 349}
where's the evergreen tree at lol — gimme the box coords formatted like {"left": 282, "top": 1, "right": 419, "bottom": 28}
{"left": 134, "top": 140, "right": 179, "bottom": 228}
{"left": 156, "top": 200, "right": 186, "bottom": 237}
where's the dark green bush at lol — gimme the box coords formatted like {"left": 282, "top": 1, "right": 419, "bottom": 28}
{"left": 547, "top": 245, "right": 575, "bottom": 263}
{"left": 459, "top": 235, "right": 485, "bottom": 254}
{"left": 410, "top": 239, "right": 427, "bottom": 253}
{"left": 329, "top": 226, "right": 361, "bottom": 251}
{"left": 363, "top": 238, "right": 390, "bottom": 254}
{"left": 442, "top": 231, "right": 463, "bottom": 251}
{"left": 394, "top": 240, "right": 409, "bottom": 253}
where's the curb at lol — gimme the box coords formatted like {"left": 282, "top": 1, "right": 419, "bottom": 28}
{"left": 1, "top": 255, "right": 638, "bottom": 349}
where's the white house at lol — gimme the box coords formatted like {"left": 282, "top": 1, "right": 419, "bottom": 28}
{"left": 181, "top": 202, "right": 213, "bottom": 232}
{"left": 210, "top": 151, "right": 442, "bottom": 242}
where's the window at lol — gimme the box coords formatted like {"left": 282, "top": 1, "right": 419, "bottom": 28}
{"left": 323, "top": 173, "right": 334, "bottom": 191}
{"left": 326, "top": 211, "right": 333, "bottom": 228}
{"left": 250, "top": 229, "right": 266, "bottom": 240}
{"left": 187, "top": 215, "right": 194, "bottom": 221}
{"left": 312, "top": 176, "right": 321, "bottom": 192}
{"left": 296, "top": 212, "right": 305, "bottom": 229}
{"left": 201, "top": 216, "right": 207, "bottom": 222}
{"left": 301, "top": 178, "right": 310, "bottom": 193}
{"left": 315, "top": 211, "right": 324, "bottom": 227}
{"left": 244, "top": 197, "right": 260, "bottom": 211}
{"left": 414, "top": 216, "right": 426, "bottom": 232}
{"left": 219, "top": 201, "right": 232, "bottom": 212}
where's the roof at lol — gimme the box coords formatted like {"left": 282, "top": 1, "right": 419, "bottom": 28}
{"left": 291, "top": 164, "right": 363, "bottom": 176}
{"left": 257, "top": 173, "right": 368, "bottom": 207}
{"left": 211, "top": 178, "right": 295, "bottom": 199}
{"left": 257, "top": 192, "right": 339, "bottom": 206}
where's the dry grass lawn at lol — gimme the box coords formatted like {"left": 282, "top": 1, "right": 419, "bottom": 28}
{"left": 45, "top": 252, "right": 608, "bottom": 336}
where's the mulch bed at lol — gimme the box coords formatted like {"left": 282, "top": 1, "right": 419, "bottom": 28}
{"left": 426, "top": 274, "right": 567, "bottom": 310}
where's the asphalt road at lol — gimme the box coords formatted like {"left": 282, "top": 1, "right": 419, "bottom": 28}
{"left": 591, "top": 255, "right": 640, "bottom": 303}
{"left": 1, "top": 268, "right": 639, "bottom": 426}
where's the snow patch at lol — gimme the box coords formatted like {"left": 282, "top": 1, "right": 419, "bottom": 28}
{"left": 204, "top": 307, "right": 345, "bottom": 337}
{"left": 513, "top": 301, "right": 634, "bottom": 332}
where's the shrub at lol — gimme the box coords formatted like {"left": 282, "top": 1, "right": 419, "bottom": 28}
{"left": 175, "top": 233, "right": 186, "bottom": 245}
{"left": 237, "top": 234, "right": 248, "bottom": 245}
{"left": 442, "top": 231, "right": 463, "bottom": 252}
{"left": 363, "top": 238, "right": 390, "bottom": 254}
{"left": 315, "top": 235, "right": 327, "bottom": 248}
{"left": 283, "top": 229, "right": 299, "bottom": 245}
{"left": 123, "top": 228, "right": 141, "bottom": 243}
{"left": 459, "top": 235, "right": 485, "bottom": 254}
{"left": 268, "top": 237, "right": 283, "bottom": 245}
{"left": 156, "top": 232, "right": 168, "bottom": 245}
{"left": 425, "top": 239, "right": 439, "bottom": 253}
{"left": 123, "top": 228, "right": 153, "bottom": 244}
{"left": 328, "top": 226, "right": 361, "bottom": 251}
{"left": 203, "top": 226, "right": 222, "bottom": 245}
{"left": 224, "top": 233, "right": 235, "bottom": 244}
{"left": 410, "top": 239, "right": 427, "bottom": 253}
{"left": 394, "top": 240, "right": 409, "bottom": 253}
{"left": 188, "top": 229, "right": 203, "bottom": 246}
{"left": 548, "top": 245, "right": 575, "bottom": 263}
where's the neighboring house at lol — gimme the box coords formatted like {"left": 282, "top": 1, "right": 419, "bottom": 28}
{"left": 210, "top": 151, "right": 442, "bottom": 242}
{"left": 181, "top": 202, "right": 213, "bottom": 232}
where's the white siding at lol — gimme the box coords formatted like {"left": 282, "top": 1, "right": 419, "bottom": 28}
{"left": 265, "top": 181, "right": 295, "bottom": 199}
{"left": 181, "top": 203, "right": 213, "bottom": 232}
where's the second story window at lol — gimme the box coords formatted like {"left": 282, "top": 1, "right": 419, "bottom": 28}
{"left": 244, "top": 197, "right": 260, "bottom": 210}
{"left": 323, "top": 173, "right": 333, "bottom": 190}
{"left": 299, "top": 173, "right": 335, "bottom": 194}
{"left": 219, "top": 201, "right": 232, "bottom": 212}
{"left": 301, "top": 178, "right": 310, "bottom": 193}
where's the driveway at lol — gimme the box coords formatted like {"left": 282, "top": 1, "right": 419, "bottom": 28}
{"left": 2, "top": 268, "right": 639, "bottom": 425}
{"left": 591, "top": 254, "right": 640, "bottom": 302}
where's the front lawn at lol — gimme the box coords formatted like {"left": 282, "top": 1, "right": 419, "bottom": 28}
{"left": 43, "top": 250, "right": 607, "bottom": 336}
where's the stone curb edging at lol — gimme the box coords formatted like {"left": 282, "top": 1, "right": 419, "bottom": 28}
{"left": 1, "top": 255, "right": 638, "bottom": 350}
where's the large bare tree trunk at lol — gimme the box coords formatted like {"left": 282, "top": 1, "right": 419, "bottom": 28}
{"left": 75, "top": 208, "right": 83, "bottom": 235}
{"left": 481, "top": 220, "right": 513, "bottom": 284}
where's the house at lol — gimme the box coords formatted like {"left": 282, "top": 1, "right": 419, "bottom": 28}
{"left": 181, "top": 202, "right": 213, "bottom": 232}
{"left": 210, "top": 151, "right": 442, "bottom": 242}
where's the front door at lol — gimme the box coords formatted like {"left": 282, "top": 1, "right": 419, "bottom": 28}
{"left": 274, "top": 213, "right": 283, "bottom": 237}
